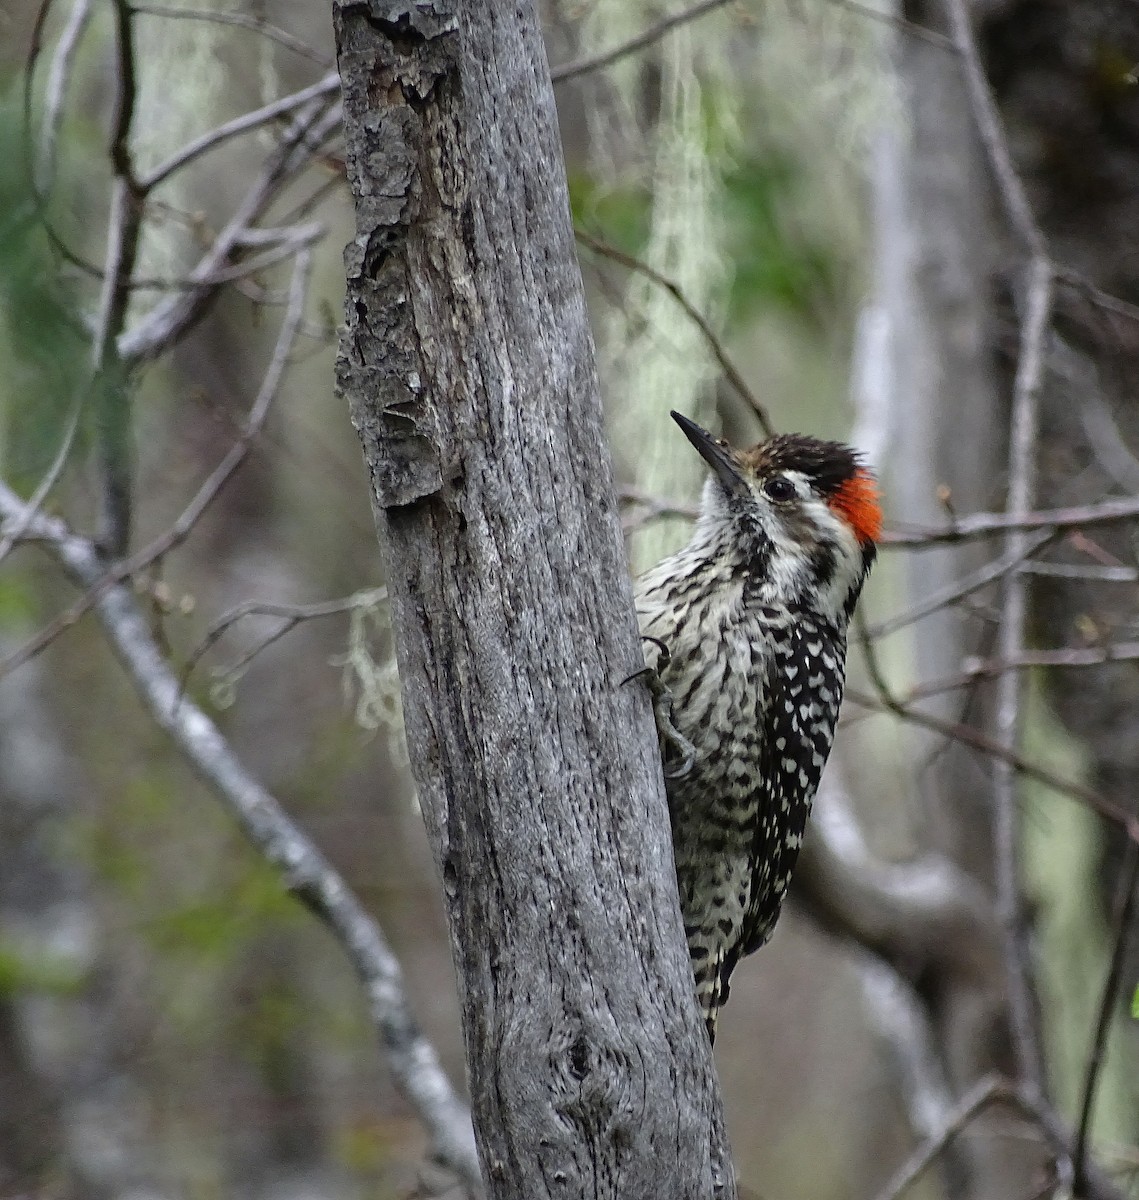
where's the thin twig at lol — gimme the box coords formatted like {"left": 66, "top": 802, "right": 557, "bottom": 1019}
{"left": 845, "top": 688, "right": 1139, "bottom": 847}
{"left": 0, "top": 247, "right": 314, "bottom": 683}
{"left": 1073, "top": 836, "right": 1139, "bottom": 1192}
{"left": 139, "top": 71, "right": 341, "bottom": 191}
{"left": 1058, "top": 267, "right": 1139, "bottom": 331}
{"left": 0, "top": 389, "right": 85, "bottom": 565}
{"left": 878, "top": 642, "right": 1139, "bottom": 710}
{"left": 119, "top": 97, "right": 341, "bottom": 363}
{"left": 577, "top": 228, "right": 776, "bottom": 437}
{"left": 90, "top": 0, "right": 144, "bottom": 557}
{"left": 0, "top": 486, "right": 483, "bottom": 1196}
{"left": 884, "top": 494, "right": 1139, "bottom": 547}
{"left": 872, "top": 1076, "right": 1009, "bottom": 1200}
{"left": 944, "top": 0, "right": 1046, "bottom": 260}
{"left": 827, "top": 0, "right": 954, "bottom": 50}
{"left": 1022, "top": 562, "right": 1138, "bottom": 583}
{"left": 129, "top": 2, "right": 330, "bottom": 65}
{"left": 618, "top": 485, "right": 700, "bottom": 528}
{"left": 868, "top": 531, "right": 1055, "bottom": 640}
{"left": 550, "top": 0, "right": 952, "bottom": 87}
{"left": 180, "top": 586, "right": 388, "bottom": 694}
{"left": 128, "top": 244, "right": 313, "bottom": 561}
{"left": 551, "top": 0, "right": 735, "bottom": 84}
{"left": 621, "top": 486, "right": 1139, "bottom": 552}
{"left": 958, "top": 642, "right": 1139, "bottom": 680}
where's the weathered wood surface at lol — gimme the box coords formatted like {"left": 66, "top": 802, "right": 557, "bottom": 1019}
{"left": 333, "top": 2, "right": 736, "bottom": 1198}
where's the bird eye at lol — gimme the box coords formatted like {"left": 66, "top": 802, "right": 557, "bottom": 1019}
{"left": 763, "top": 476, "right": 795, "bottom": 502}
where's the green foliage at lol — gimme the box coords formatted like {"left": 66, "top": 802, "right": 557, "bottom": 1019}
{"left": 568, "top": 151, "right": 842, "bottom": 334}
{"left": 0, "top": 80, "right": 91, "bottom": 490}
{"left": 141, "top": 862, "right": 303, "bottom": 961}
{"left": 568, "top": 169, "right": 652, "bottom": 257}
{"left": 721, "top": 153, "right": 841, "bottom": 328}
{"left": 0, "top": 572, "right": 39, "bottom": 627}
{"left": 85, "top": 772, "right": 302, "bottom": 975}
{"left": 0, "top": 937, "right": 85, "bottom": 996}
{"left": 1023, "top": 687, "right": 1137, "bottom": 1147}
{"left": 1132, "top": 985, "right": 1138, "bottom": 1020}
{"left": 233, "top": 978, "right": 307, "bottom": 1087}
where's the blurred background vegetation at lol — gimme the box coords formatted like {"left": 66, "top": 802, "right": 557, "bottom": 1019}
{"left": 1, "top": 2, "right": 1137, "bottom": 1198}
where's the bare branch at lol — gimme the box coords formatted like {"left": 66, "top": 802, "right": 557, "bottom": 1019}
{"left": 944, "top": 0, "right": 1046, "bottom": 261}
{"left": 127, "top": 244, "right": 313, "bottom": 561}
{"left": 0, "top": 486, "right": 482, "bottom": 1195}
{"left": 826, "top": 0, "right": 954, "bottom": 50}
{"left": 872, "top": 1075, "right": 1009, "bottom": 1200}
{"left": 868, "top": 530, "right": 1055, "bottom": 640}
{"left": 576, "top": 228, "right": 775, "bottom": 437}
{"left": 0, "top": 246, "right": 315, "bottom": 683}
{"left": 844, "top": 687, "right": 1139, "bottom": 846}
{"left": 550, "top": 0, "right": 952, "bottom": 88}
{"left": 0, "top": 389, "right": 85, "bottom": 565}
{"left": 118, "top": 97, "right": 341, "bottom": 363}
{"left": 551, "top": 0, "right": 735, "bottom": 84}
{"left": 796, "top": 779, "right": 1000, "bottom": 984}
{"left": 129, "top": 2, "right": 330, "bottom": 65}
{"left": 883, "top": 494, "right": 1139, "bottom": 547}
{"left": 181, "top": 585, "right": 388, "bottom": 694}
{"left": 856, "top": 958, "right": 956, "bottom": 1145}
{"left": 36, "top": 0, "right": 93, "bottom": 194}
{"left": 1022, "top": 562, "right": 1138, "bottom": 583}
{"left": 91, "top": 0, "right": 144, "bottom": 557}
{"left": 616, "top": 487, "right": 1139, "bottom": 547}
{"left": 139, "top": 72, "right": 341, "bottom": 191}
{"left": 992, "top": 256, "right": 1055, "bottom": 1104}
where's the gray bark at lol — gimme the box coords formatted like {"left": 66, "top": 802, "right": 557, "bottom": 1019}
{"left": 332, "top": 4, "right": 735, "bottom": 1199}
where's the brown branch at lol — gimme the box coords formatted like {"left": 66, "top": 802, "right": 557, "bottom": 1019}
{"left": 91, "top": 0, "right": 144, "bottom": 557}
{"left": 576, "top": 228, "right": 775, "bottom": 437}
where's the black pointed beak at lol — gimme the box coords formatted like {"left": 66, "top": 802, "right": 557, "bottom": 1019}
{"left": 671, "top": 411, "right": 748, "bottom": 497}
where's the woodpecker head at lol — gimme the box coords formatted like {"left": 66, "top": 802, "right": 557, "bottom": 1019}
{"left": 672, "top": 411, "right": 881, "bottom": 624}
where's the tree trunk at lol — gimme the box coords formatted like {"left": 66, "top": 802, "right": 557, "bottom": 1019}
{"left": 870, "top": 7, "right": 1039, "bottom": 1196}
{"left": 332, "top": 4, "right": 736, "bottom": 1198}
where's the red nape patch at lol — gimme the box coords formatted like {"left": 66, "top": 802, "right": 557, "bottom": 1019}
{"left": 827, "top": 470, "right": 882, "bottom": 546}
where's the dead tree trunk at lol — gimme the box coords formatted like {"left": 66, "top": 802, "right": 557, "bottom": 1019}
{"left": 332, "top": 3, "right": 736, "bottom": 1198}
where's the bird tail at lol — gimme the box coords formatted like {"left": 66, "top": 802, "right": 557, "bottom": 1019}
{"left": 694, "top": 948, "right": 728, "bottom": 1046}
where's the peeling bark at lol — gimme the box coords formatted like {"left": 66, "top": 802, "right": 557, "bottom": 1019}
{"left": 333, "top": 3, "right": 736, "bottom": 1198}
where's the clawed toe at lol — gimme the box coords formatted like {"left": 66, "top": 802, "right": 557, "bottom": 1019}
{"left": 625, "top": 638, "right": 696, "bottom": 779}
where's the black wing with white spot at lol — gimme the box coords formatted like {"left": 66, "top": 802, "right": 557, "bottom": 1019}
{"left": 738, "top": 619, "right": 846, "bottom": 962}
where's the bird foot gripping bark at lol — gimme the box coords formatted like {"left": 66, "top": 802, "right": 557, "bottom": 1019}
{"left": 624, "top": 637, "right": 696, "bottom": 780}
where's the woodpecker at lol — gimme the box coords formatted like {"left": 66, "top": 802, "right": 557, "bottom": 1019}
{"left": 635, "top": 411, "right": 881, "bottom": 1042}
